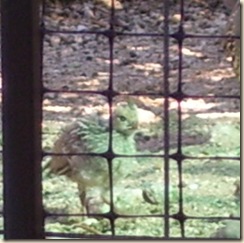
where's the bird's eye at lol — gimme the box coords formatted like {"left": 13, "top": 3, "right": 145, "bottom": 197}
{"left": 118, "top": 115, "right": 126, "bottom": 121}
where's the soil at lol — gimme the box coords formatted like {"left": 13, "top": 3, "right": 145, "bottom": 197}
{"left": 42, "top": 0, "right": 240, "bottom": 122}
{"left": 41, "top": 0, "right": 240, "bottom": 153}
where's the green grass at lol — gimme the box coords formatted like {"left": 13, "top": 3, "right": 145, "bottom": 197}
{"left": 41, "top": 114, "right": 240, "bottom": 238}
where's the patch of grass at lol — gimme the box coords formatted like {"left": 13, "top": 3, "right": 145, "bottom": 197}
{"left": 41, "top": 114, "right": 240, "bottom": 238}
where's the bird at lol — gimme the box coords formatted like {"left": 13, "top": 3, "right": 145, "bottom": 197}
{"left": 47, "top": 100, "right": 139, "bottom": 214}
{"left": 222, "top": 1, "right": 240, "bottom": 79}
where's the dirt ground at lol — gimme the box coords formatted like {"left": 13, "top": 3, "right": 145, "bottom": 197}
{"left": 42, "top": 0, "right": 239, "bottom": 118}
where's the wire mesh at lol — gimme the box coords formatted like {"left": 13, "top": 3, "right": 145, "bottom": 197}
{"left": 41, "top": 0, "right": 240, "bottom": 239}
{"left": 1, "top": 0, "right": 241, "bottom": 240}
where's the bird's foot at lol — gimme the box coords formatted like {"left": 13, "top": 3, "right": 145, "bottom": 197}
{"left": 84, "top": 196, "right": 110, "bottom": 215}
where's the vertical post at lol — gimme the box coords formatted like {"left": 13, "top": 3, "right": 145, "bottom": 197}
{"left": 1, "top": 0, "right": 44, "bottom": 239}
{"left": 163, "top": 0, "right": 170, "bottom": 239}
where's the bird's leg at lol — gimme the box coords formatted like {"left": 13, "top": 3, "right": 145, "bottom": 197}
{"left": 72, "top": 191, "right": 103, "bottom": 235}
{"left": 76, "top": 182, "right": 88, "bottom": 214}
{"left": 77, "top": 184, "right": 105, "bottom": 215}
{"left": 79, "top": 190, "right": 87, "bottom": 214}
{"left": 100, "top": 190, "right": 122, "bottom": 214}
{"left": 74, "top": 184, "right": 104, "bottom": 234}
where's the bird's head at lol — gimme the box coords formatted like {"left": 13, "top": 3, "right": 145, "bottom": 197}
{"left": 113, "top": 101, "right": 139, "bottom": 136}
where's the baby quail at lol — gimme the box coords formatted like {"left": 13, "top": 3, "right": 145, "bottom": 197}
{"left": 48, "top": 101, "right": 139, "bottom": 213}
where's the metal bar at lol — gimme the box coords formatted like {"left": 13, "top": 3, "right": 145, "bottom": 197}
{"left": 163, "top": 0, "right": 170, "bottom": 238}
{"left": 1, "top": 0, "right": 44, "bottom": 239}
